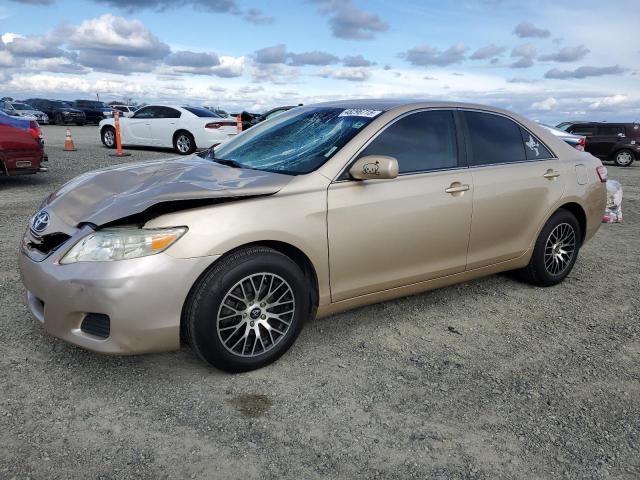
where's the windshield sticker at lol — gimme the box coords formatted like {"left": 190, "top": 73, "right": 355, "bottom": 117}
{"left": 324, "top": 146, "right": 338, "bottom": 157}
{"left": 525, "top": 135, "right": 540, "bottom": 157}
{"left": 339, "top": 108, "right": 382, "bottom": 118}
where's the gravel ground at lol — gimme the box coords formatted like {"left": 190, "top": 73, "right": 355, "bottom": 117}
{"left": 1, "top": 125, "right": 639, "bottom": 479}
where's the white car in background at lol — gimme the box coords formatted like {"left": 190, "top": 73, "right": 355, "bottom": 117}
{"left": 111, "top": 105, "right": 137, "bottom": 118}
{"left": 99, "top": 105, "right": 238, "bottom": 155}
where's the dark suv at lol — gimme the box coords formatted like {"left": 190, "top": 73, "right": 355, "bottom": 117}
{"left": 72, "top": 100, "right": 113, "bottom": 124}
{"left": 557, "top": 121, "right": 640, "bottom": 167}
{"left": 24, "top": 99, "right": 86, "bottom": 126}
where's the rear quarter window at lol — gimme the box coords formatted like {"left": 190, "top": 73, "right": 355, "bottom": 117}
{"left": 520, "top": 128, "right": 553, "bottom": 160}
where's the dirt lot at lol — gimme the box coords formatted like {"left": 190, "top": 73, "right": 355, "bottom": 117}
{"left": 1, "top": 125, "right": 638, "bottom": 479}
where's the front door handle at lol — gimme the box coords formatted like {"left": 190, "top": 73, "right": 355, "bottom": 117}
{"left": 543, "top": 169, "right": 561, "bottom": 179}
{"left": 445, "top": 183, "right": 470, "bottom": 194}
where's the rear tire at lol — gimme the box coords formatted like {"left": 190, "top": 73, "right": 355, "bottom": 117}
{"left": 516, "top": 209, "right": 581, "bottom": 287}
{"left": 185, "top": 247, "right": 310, "bottom": 372}
{"left": 173, "top": 131, "right": 196, "bottom": 155}
{"left": 613, "top": 149, "right": 635, "bottom": 167}
{"left": 101, "top": 127, "right": 116, "bottom": 149}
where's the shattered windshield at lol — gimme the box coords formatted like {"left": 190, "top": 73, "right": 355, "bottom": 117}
{"left": 211, "top": 106, "right": 381, "bottom": 175}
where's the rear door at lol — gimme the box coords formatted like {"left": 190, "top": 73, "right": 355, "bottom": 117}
{"left": 591, "top": 125, "right": 625, "bottom": 158}
{"left": 327, "top": 109, "right": 473, "bottom": 301}
{"left": 148, "top": 107, "right": 181, "bottom": 147}
{"left": 461, "top": 110, "right": 565, "bottom": 269}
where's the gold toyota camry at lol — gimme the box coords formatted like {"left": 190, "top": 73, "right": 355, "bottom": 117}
{"left": 19, "top": 100, "right": 607, "bottom": 372}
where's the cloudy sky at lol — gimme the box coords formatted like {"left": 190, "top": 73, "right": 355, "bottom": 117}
{"left": 0, "top": 0, "right": 638, "bottom": 122}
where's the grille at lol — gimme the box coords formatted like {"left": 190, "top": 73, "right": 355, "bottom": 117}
{"left": 81, "top": 313, "right": 110, "bottom": 338}
{"left": 26, "top": 232, "right": 70, "bottom": 254}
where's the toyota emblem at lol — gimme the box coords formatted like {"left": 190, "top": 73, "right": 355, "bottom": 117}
{"left": 31, "top": 210, "right": 50, "bottom": 234}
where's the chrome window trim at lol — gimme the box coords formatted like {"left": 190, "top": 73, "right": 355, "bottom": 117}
{"left": 333, "top": 107, "right": 462, "bottom": 183}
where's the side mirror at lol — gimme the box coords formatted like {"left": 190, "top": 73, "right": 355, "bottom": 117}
{"left": 349, "top": 155, "right": 399, "bottom": 180}
{"left": 617, "top": 132, "right": 626, "bottom": 138}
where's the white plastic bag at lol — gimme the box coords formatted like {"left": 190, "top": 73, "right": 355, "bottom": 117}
{"left": 603, "top": 179, "right": 623, "bottom": 223}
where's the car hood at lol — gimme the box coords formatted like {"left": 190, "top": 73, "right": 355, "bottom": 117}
{"left": 43, "top": 155, "right": 294, "bottom": 228}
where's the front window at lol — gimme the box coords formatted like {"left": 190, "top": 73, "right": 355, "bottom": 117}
{"left": 12, "top": 103, "right": 31, "bottom": 111}
{"left": 210, "top": 106, "right": 381, "bottom": 175}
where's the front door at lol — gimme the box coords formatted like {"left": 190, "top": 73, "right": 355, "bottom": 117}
{"left": 124, "top": 106, "right": 158, "bottom": 145}
{"left": 327, "top": 110, "right": 473, "bottom": 302}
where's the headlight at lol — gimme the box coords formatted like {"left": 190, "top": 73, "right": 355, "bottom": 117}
{"left": 60, "top": 227, "right": 187, "bottom": 264}
{"left": 62, "top": 111, "right": 70, "bottom": 116}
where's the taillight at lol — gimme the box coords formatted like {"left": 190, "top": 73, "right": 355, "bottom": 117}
{"left": 28, "top": 120, "right": 43, "bottom": 141}
{"left": 205, "top": 121, "right": 236, "bottom": 129}
{"left": 575, "top": 136, "right": 586, "bottom": 151}
{"left": 596, "top": 165, "right": 608, "bottom": 182}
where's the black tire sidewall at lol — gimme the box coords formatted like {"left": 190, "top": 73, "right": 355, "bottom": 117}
{"left": 529, "top": 210, "right": 581, "bottom": 286}
{"left": 188, "top": 250, "right": 309, "bottom": 372}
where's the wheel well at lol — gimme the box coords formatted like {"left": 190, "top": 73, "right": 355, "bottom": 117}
{"left": 612, "top": 147, "right": 636, "bottom": 157}
{"left": 100, "top": 125, "right": 114, "bottom": 135}
{"left": 173, "top": 129, "right": 194, "bottom": 146}
{"left": 558, "top": 202, "right": 587, "bottom": 243}
{"left": 179, "top": 240, "right": 320, "bottom": 345}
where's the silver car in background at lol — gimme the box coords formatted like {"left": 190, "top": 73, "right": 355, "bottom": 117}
{"left": 2, "top": 101, "right": 49, "bottom": 124}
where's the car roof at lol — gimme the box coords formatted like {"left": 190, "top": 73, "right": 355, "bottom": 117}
{"left": 308, "top": 99, "right": 528, "bottom": 117}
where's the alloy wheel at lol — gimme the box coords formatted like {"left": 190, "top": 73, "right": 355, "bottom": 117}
{"left": 616, "top": 151, "right": 633, "bottom": 166}
{"left": 216, "top": 272, "right": 295, "bottom": 358}
{"left": 544, "top": 222, "right": 576, "bottom": 275}
{"left": 103, "top": 130, "right": 115, "bottom": 147}
{"left": 176, "top": 135, "right": 191, "bottom": 153}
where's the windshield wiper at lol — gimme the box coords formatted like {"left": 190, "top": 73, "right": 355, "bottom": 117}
{"left": 214, "top": 158, "right": 245, "bottom": 169}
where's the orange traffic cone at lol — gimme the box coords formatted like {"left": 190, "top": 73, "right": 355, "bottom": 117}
{"left": 64, "top": 128, "right": 76, "bottom": 151}
{"left": 236, "top": 114, "right": 242, "bottom": 133}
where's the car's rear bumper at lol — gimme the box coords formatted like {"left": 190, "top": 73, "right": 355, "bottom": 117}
{"left": 19, "top": 246, "right": 219, "bottom": 355}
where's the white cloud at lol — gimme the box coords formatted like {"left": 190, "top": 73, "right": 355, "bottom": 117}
{"left": 531, "top": 97, "right": 558, "bottom": 111}
{"left": 68, "top": 14, "right": 169, "bottom": 58}
{"left": 588, "top": 94, "right": 628, "bottom": 110}
{"left": 1, "top": 32, "right": 24, "bottom": 44}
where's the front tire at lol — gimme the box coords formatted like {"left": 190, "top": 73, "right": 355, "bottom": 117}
{"left": 54, "top": 114, "right": 64, "bottom": 126}
{"left": 185, "top": 247, "right": 310, "bottom": 372}
{"left": 613, "top": 149, "right": 635, "bottom": 167}
{"left": 101, "top": 127, "right": 116, "bottom": 148}
{"left": 517, "top": 209, "right": 581, "bottom": 287}
{"left": 173, "top": 131, "right": 196, "bottom": 155}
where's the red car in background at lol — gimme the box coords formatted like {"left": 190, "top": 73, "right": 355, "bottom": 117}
{"left": 0, "top": 111, "right": 47, "bottom": 175}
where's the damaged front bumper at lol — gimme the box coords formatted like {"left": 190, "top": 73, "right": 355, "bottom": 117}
{"left": 19, "top": 225, "right": 219, "bottom": 355}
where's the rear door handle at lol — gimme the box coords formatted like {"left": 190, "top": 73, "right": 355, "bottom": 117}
{"left": 445, "top": 184, "right": 470, "bottom": 194}
{"left": 543, "top": 169, "right": 561, "bottom": 179}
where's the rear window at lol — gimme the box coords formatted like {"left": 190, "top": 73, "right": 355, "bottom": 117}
{"left": 569, "top": 125, "right": 596, "bottom": 136}
{"left": 464, "top": 111, "right": 526, "bottom": 166}
{"left": 183, "top": 106, "right": 219, "bottom": 117}
{"left": 597, "top": 125, "right": 625, "bottom": 135}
